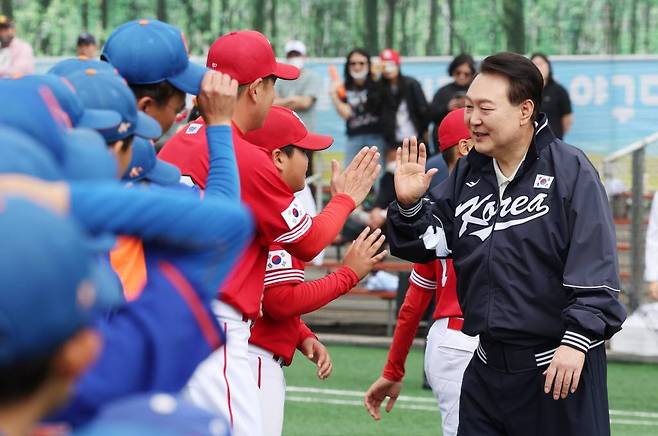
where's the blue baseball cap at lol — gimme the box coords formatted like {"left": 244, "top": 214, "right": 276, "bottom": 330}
{"left": 48, "top": 56, "right": 118, "bottom": 77}
{"left": 122, "top": 137, "right": 180, "bottom": 185}
{"left": 0, "top": 124, "right": 62, "bottom": 180}
{"left": 62, "top": 129, "right": 118, "bottom": 180}
{"left": 75, "top": 393, "right": 230, "bottom": 436}
{"left": 18, "top": 74, "right": 121, "bottom": 130}
{"left": 0, "top": 198, "right": 95, "bottom": 365}
{"left": 0, "top": 81, "right": 119, "bottom": 181}
{"left": 65, "top": 69, "right": 162, "bottom": 143}
{"left": 102, "top": 19, "right": 207, "bottom": 95}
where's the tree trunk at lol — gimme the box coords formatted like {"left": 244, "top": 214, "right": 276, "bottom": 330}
{"left": 400, "top": 0, "right": 409, "bottom": 54}
{"left": 2, "top": 0, "right": 13, "bottom": 19}
{"left": 180, "top": 0, "right": 193, "bottom": 49}
{"left": 384, "top": 0, "right": 395, "bottom": 48}
{"left": 605, "top": 0, "right": 620, "bottom": 54}
{"left": 101, "top": 0, "right": 109, "bottom": 32}
{"left": 364, "top": 0, "right": 378, "bottom": 54}
{"left": 644, "top": 0, "right": 652, "bottom": 52}
{"left": 156, "top": 0, "right": 167, "bottom": 22}
{"left": 629, "top": 0, "right": 639, "bottom": 53}
{"left": 252, "top": 0, "right": 266, "bottom": 32}
{"left": 80, "top": 0, "right": 88, "bottom": 31}
{"left": 425, "top": 0, "right": 438, "bottom": 54}
{"left": 447, "top": 0, "right": 455, "bottom": 54}
{"left": 502, "top": 0, "right": 524, "bottom": 53}
{"left": 570, "top": 0, "right": 593, "bottom": 54}
{"left": 269, "top": 0, "right": 277, "bottom": 41}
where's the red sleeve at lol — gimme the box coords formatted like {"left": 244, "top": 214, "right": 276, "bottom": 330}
{"left": 283, "top": 194, "right": 355, "bottom": 261}
{"left": 263, "top": 266, "right": 359, "bottom": 320}
{"left": 382, "top": 284, "right": 434, "bottom": 382}
{"left": 408, "top": 261, "right": 438, "bottom": 290}
{"left": 296, "top": 319, "right": 317, "bottom": 350}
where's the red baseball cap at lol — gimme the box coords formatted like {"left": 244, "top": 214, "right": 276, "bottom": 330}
{"left": 244, "top": 106, "right": 334, "bottom": 152}
{"left": 380, "top": 48, "right": 401, "bottom": 65}
{"left": 438, "top": 108, "right": 470, "bottom": 152}
{"left": 206, "top": 30, "right": 300, "bottom": 85}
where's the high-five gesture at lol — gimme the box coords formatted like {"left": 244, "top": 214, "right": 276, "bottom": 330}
{"left": 198, "top": 71, "right": 239, "bottom": 127}
{"left": 394, "top": 136, "right": 438, "bottom": 207}
{"left": 342, "top": 227, "right": 387, "bottom": 279}
{"left": 331, "top": 146, "right": 381, "bottom": 206}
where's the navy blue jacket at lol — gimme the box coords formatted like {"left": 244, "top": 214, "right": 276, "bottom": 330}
{"left": 387, "top": 115, "right": 626, "bottom": 352}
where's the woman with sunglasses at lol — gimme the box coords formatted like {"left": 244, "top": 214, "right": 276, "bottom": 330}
{"left": 329, "top": 48, "right": 385, "bottom": 166}
{"left": 428, "top": 54, "right": 476, "bottom": 153}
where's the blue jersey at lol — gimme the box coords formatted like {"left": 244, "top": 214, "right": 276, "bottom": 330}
{"left": 49, "top": 126, "right": 249, "bottom": 426}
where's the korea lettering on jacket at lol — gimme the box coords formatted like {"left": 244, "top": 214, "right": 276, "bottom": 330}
{"left": 387, "top": 115, "right": 626, "bottom": 352}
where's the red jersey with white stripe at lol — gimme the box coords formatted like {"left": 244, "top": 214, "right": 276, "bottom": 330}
{"left": 409, "top": 259, "right": 462, "bottom": 320}
{"left": 249, "top": 246, "right": 360, "bottom": 365}
{"left": 159, "top": 121, "right": 313, "bottom": 319}
{"left": 383, "top": 259, "right": 463, "bottom": 382}
{"left": 249, "top": 248, "right": 312, "bottom": 365}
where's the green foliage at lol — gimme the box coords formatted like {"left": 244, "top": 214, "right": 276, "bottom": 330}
{"left": 6, "top": 0, "right": 658, "bottom": 56}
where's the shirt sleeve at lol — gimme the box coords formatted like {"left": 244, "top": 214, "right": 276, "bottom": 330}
{"left": 204, "top": 125, "right": 239, "bottom": 201}
{"left": 263, "top": 265, "right": 360, "bottom": 320}
{"left": 560, "top": 157, "right": 627, "bottom": 352}
{"left": 69, "top": 182, "right": 253, "bottom": 252}
{"left": 382, "top": 283, "right": 435, "bottom": 382}
{"left": 646, "top": 192, "right": 658, "bottom": 282}
{"left": 296, "top": 319, "right": 317, "bottom": 350}
{"left": 386, "top": 165, "right": 458, "bottom": 263}
{"left": 559, "top": 84, "right": 573, "bottom": 116}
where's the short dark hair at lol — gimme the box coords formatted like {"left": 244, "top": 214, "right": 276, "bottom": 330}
{"left": 441, "top": 145, "right": 459, "bottom": 167}
{"left": 448, "top": 53, "right": 476, "bottom": 76}
{"left": 0, "top": 352, "right": 57, "bottom": 406}
{"left": 237, "top": 74, "right": 277, "bottom": 96}
{"left": 129, "top": 81, "right": 185, "bottom": 107}
{"left": 479, "top": 52, "right": 543, "bottom": 121}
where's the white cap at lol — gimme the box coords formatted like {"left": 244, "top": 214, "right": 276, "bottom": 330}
{"left": 284, "top": 40, "right": 306, "bottom": 56}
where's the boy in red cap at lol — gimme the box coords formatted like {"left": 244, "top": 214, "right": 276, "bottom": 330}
{"left": 159, "top": 31, "right": 380, "bottom": 436}
{"left": 243, "top": 106, "right": 388, "bottom": 436}
{"left": 365, "top": 108, "right": 474, "bottom": 436}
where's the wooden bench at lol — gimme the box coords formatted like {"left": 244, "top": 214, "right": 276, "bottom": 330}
{"left": 346, "top": 287, "right": 397, "bottom": 336}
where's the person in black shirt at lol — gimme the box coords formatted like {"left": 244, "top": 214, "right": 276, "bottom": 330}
{"left": 428, "top": 54, "right": 476, "bottom": 153}
{"left": 379, "top": 48, "right": 429, "bottom": 150}
{"left": 531, "top": 53, "right": 573, "bottom": 139}
{"left": 330, "top": 48, "right": 385, "bottom": 166}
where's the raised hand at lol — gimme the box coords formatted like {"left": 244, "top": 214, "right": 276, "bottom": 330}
{"left": 330, "top": 146, "right": 381, "bottom": 206}
{"left": 364, "top": 376, "right": 402, "bottom": 420}
{"left": 197, "top": 70, "right": 239, "bottom": 126}
{"left": 342, "top": 227, "right": 387, "bottom": 279}
{"left": 394, "top": 136, "right": 438, "bottom": 207}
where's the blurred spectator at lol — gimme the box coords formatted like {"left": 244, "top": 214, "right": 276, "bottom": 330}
{"left": 0, "top": 15, "right": 34, "bottom": 77}
{"left": 531, "top": 53, "right": 573, "bottom": 139}
{"left": 646, "top": 191, "right": 658, "bottom": 300}
{"left": 275, "top": 40, "right": 321, "bottom": 130}
{"left": 329, "top": 48, "right": 384, "bottom": 166}
{"left": 379, "top": 48, "right": 429, "bottom": 150}
{"left": 428, "top": 54, "right": 475, "bottom": 153}
{"left": 76, "top": 32, "right": 97, "bottom": 58}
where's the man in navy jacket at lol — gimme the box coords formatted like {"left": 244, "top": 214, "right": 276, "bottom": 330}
{"left": 386, "top": 52, "right": 626, "bottom": 436}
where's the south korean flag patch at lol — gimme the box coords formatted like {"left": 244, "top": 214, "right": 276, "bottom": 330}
{"left": 185, "top": 123, "right": 203, "bottom": 135}
{"left": 281, "top": 198, "right": 307, "bottom": 230}
{"left": 266, "top": 250, "right": 292, "bottom": 271}
{"left": 534, "top": 174, "right": 554, "bottom": 189}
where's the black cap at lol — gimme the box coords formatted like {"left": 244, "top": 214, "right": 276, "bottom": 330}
{"left": 77, "top": 32, "right": 96, "bottom": 46}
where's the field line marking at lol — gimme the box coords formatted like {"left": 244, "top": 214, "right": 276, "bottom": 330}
{"left": 286, "top": 386, "right": 437, "bottom": 403}
{"left": 287, "top": 396, "right": 658, "bottom": 427}
{"left": 287, "top": 386, "right": 658, "bottom": 420}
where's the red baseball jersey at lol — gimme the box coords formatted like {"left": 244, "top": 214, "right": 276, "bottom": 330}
{"left": 159, "top": 120, "right": 312, "bottom": 319}
{"left": 249, "top": 247, "right": 314, "bottom": 365}
{"left": 382, "top": 259, "right": 464, "bottom": 382}
{"left": 409, "top": 259, "right": 462, "bottom": 320}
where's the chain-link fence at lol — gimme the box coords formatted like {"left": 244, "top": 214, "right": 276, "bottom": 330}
{"left": 600, "top": 134, "right": 658, "bottom": 312}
